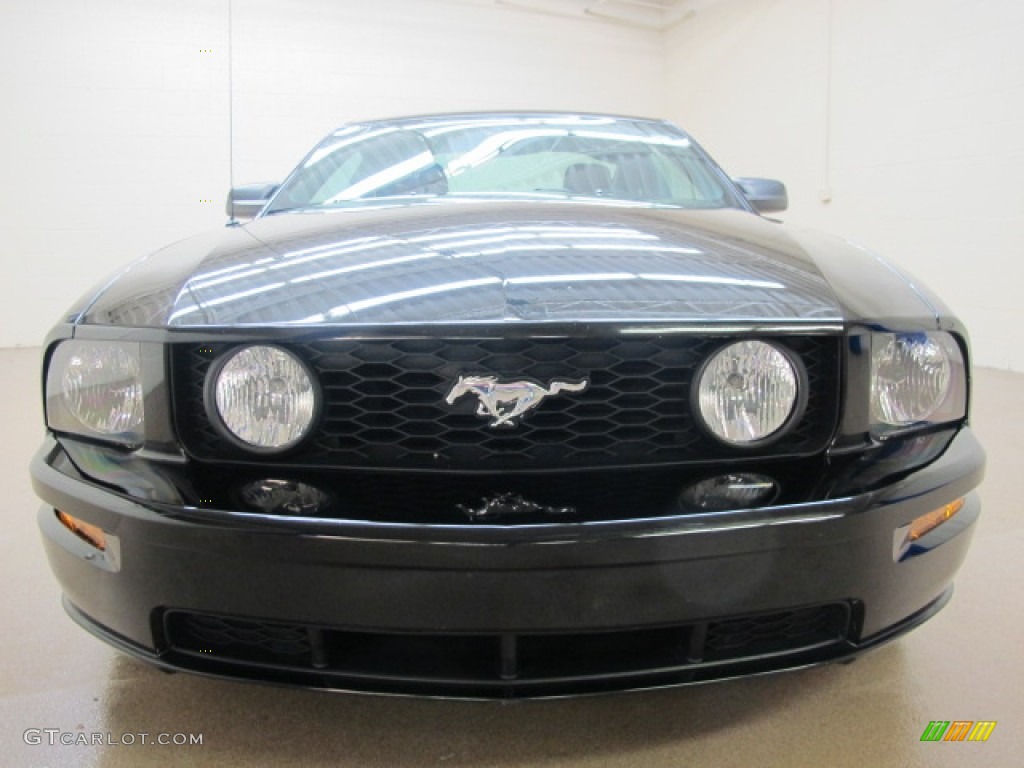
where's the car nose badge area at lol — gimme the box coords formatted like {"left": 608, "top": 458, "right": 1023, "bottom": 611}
{"left": 457, "top": 492, "right": 577, "bottom": 522}
{"left": 445, "top": 375, "right": 589, "bottom": 428}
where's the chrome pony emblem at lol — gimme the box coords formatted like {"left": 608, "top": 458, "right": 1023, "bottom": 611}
{"left": 445, "top": 375, "right": 588, "bottom": 428}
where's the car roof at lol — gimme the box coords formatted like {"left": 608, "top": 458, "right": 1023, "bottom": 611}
{"left": 337, "top": 110, "right": 675, "bottom": 131}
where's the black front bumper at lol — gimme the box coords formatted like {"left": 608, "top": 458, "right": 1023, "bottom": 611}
{"left": 32, "top": 429, "right": 984, "bottom": 698}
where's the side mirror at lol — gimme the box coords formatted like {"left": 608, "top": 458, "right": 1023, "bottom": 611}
{"left": 733, "top": 177, "right": 788, "bottom": 213}
{"left": 226, "top": 182, "right": 279, "bottom": 221}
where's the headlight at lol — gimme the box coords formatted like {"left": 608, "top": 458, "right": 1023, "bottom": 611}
{"left": 208, "top": 345, "right": 318, "bottom": 451}
{"left": 871, "top": 332, "right": 966, "bottom": 433}
{"left": 694, "top": 340, "right": 802, "bottom": 445}
{"left": 46, "top": 341, "right": 144, "bottom": 446}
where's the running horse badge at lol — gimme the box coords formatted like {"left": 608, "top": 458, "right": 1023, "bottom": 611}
{"left": 445, "top": 375, "right": 589, "bottom": 428}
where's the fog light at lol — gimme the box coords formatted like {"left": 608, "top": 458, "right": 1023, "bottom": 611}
{"left": 56, "top": 510, "right": 106, "bottom": 551}
{"left": 239, "top": 479, "right": 330, "bottom": 516}
{"left": 695, "top": 340, "right": 801, "bottom": 445}
{"left": 679, "top": 474, "right": 778, "bottom": 512}
{"left": 210, "top": 345, "right": 318, "bottom": 451}
{"left": 908, "top": 498, "right": 964, "bottom": 542}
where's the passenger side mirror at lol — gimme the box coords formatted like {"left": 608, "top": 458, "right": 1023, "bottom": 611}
{"left": 226, "top": 182, "right": 279, "bottom": 222}
{"left": 733, "top": 177, "right": 788, "bottom": 213}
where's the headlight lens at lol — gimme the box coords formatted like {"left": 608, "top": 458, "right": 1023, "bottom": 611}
{"left": 871, "top": 332, "right": 966, "bottom": 432}
{"left": 695, "top": 340, "right": 801, "bottom": 444}
{"left": 46, "top": 341, "right": 144, "bottom": 445}
{"left": 210, "top": 345, "right": 317, "bottom": 451}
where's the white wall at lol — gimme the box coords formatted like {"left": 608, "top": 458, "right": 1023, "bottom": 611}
{"left": 665, "top": 0, "right": 1024, "bottom": 370}
{"left": 0, "top": 1, "right": 229, "bottom": 341}
{"left": 0, "top": 0, "right": 662, "bottom": 346}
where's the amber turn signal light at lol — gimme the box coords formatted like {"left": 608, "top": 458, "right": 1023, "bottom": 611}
{"left": 908, "top": 498, "right": 965, "bottom": 542}
{"left": 56, "top": 510, "right": 107, "bottom": 551}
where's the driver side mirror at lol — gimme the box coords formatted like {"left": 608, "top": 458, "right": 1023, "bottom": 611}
{"left": 226, "top": 182, "right": 279, "bottom": 222}
{"left": 733, "top": 177, "right": 788, "bottom": 213}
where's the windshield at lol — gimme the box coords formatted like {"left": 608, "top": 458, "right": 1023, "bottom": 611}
{"left": 265, "top": 114, "right": 745, "bottom": 214}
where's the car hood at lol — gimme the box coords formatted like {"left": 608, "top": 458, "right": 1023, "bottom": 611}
{"left": 76, "top": 201, "right": 935, "bottom": 329}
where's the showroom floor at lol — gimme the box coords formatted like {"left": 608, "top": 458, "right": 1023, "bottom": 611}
{"left": 1, "top": 346, "right": 1020, "bottom": 768}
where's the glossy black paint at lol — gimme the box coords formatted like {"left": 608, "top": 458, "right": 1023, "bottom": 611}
{"left": 79, "top": 205, "right": 839, "bottom": 328}
{"left": 34, "top": 112, "right": 984, "bottom": 697}
{"left": 33, "top": 427, "right": 983, "bottom": 697}
{"left": 75, "top": 201, "right": 955, "bottom": 332}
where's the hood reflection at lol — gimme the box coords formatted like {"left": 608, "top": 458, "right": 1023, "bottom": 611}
{"left": 85, "top": 204, "right": 843, "bottom": 327}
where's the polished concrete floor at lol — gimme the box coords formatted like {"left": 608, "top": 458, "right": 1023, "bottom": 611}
{"left": 1, "top": 346, "right": 1020, "bottom": 768}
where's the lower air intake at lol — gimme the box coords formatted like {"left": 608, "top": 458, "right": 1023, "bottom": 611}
{"left": 163, "top": 603, "right": 854, "bottom": 698}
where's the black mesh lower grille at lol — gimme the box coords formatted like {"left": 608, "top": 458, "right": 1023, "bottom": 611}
{"left": 171, "top": 334, "right": 841, "bottom": 470}
{"left": 163, "top": 603, "right": 853, "bottom": 697}
{"left": 703, "top": 605, "right": 848, "bottom": 661}
{"left": 171, "top": 613, "right": 312, "bottom": 665}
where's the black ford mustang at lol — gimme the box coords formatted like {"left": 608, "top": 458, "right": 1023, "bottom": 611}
{"left": 32, "top": 112, "right": 985, "bottom": 698}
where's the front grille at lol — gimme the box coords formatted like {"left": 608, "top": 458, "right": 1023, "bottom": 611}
{"left": 172, "top": 335, "right": 841, "bottom": 470}
{"left": 704, "top": 606, "right": 846, "bottom": 661}
{"left": 163, "top": 603, "right": 853, "bottom": 698}
{"left": 172, "top": 614, "right": 311, "bottom": 664}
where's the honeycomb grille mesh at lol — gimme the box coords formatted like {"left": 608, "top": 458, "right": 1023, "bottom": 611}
{"left": 171, "top": 613, "right": 312, "bottom": 665}
{"left": 704, "top": 605, "right": 847, "bottom": 660}
{"left": 171, "top": 335, "right": 840, "bottom": 470}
